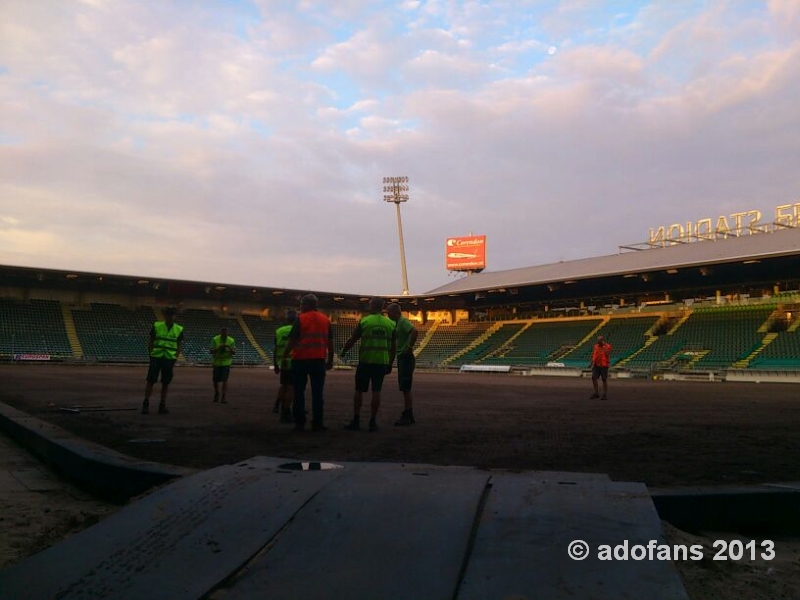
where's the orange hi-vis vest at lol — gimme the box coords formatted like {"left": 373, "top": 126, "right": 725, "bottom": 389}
{"left": 592, "top": 342, "right": 612, "bottom": 368}
{"left": 292, "top": 311, "right": 331, "bottom": 360}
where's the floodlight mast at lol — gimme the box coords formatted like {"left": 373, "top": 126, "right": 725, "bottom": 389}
{"left": 383, "top": 176, "right": 410, "bottom": 296}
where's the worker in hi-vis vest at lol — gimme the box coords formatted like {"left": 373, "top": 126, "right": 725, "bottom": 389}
{"left": 341, "top": 297, "right": 397, "bottom": 432}
{"left": 142, "top": 307, "right": 184, "bottom": 415}
{"left": 210, "top": 327, "right": 236, "bottom": 404}
{"left": 273, "top": 309, "right": 297, "bottom": 423}
{"left": 282, "top": 294, "right": 334, "bottom": 431}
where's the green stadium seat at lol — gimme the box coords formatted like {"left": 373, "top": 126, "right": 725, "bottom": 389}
{"left": 0, "top": 298, "right": 72, "bottom": 359}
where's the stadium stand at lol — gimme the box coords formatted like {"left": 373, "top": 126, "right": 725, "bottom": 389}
{"left": 0, "top": 298, "right": 73, "bottom": 359}
{"left": 332, "top": 317, "right": 361, "bottom": 366}
{"left": 3, "top": 294, "right": 800, "bottom": 375}
{"left": 175, "top": 309, "right": 264, "bottom": 365}
{"left": 448, "top": 322, "right": 526, "bottom": 366}
{"left": 618, "top": 325, "right": 685, "bottom": 370}
{"left": 414, "top": 321, "right": 492, "bottom": 368}
{"left": 623, "top": 305, "right": 774, "bottom": 371}
{"left": 482, "top": 318, "right": 603, "bottom": 366}
{"left": 559, "top": 316, "right": 659, "bottom": 367}
{"left": 689, "top": 306, "right": 774, "bottom": 370}
{"left": 240, "top": 314, "right": 279, "bottom": 363}
{"left": 71, "top": 303, "right": 155, "bottom": 362}
{"left": 749, "top": 329, "right": 800, "bottom": 369}
{"left": 4, "top": 224, "right": 800, "bottom": 380}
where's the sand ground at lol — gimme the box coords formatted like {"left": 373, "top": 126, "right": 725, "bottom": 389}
{"left": 1, "top": 364, "right": 798, "bottom": 598}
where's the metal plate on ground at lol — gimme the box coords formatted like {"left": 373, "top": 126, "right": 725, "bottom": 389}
{"left": 457, "top": 475, "right": 688, "bottom": 599}
{"left": 220, "top": 464, "right": 490, "bottom": 600}
{"left": 0, "top": 456, "right": 345, "bottom": 600}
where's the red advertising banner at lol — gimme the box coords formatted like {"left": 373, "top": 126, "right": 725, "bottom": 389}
{"left": 446, "top": 235, "right": 486, "bottom": 271}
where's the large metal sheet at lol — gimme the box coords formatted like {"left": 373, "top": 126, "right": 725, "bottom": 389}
{"left": 457, "top": 476, "right": 688, "bottom": 599}
{"left": 0, "top": 456, "right": 344, "bottom": 600}
{"left": 221, "top": 464, "right": 490, "bottom": 600}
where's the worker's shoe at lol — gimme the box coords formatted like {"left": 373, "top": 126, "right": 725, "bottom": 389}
{"left": 394, "top": 409, "right": 415, "bottom": 426}
{"left": 141, "top": 400, "right": 149, "bottom": 415}
{"left": 344, "top": 418, "right": 360, "bottom": 431}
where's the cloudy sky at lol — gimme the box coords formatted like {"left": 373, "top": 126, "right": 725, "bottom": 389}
{"left": 1, "top": 1, "right": 799, "bottom": 296}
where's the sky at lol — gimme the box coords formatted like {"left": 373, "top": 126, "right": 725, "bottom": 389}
{"left": 1, "top": 1, "right": 799, "bottom": 296}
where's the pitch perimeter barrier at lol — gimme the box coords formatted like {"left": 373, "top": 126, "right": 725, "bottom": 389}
{"left": 725, "top": 369, "right": 800, "bottom": 384}
{"left": 0, "top": 401, "right": 193, "bottom": 502}
{"left": 459, "top": 364, "right": 511, "bottom": 373}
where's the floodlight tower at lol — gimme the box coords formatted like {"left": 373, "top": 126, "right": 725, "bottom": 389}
{"left": 383, "top": 176, "right": 410, "bottom": 296}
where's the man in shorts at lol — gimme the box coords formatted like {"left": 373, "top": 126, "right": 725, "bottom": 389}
{"left": 589, "top": 335, "right": 612, "bottom": 400}
{"left": 341, "top": 297, "right": 396, "bottom": 432}
{"left": 142, "top": 307, "right": 184, "bottom": 415}
{"left": 273, "top": 309, "right": 297, "bottom": 423}
{"left": 210, "top": 326, "right": 236, "bottom": 403}
{"left": 387, "top": 303, "right": 418, "bottom": 426}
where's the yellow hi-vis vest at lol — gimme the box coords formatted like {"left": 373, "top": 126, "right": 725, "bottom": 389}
{"left": 151, "top": 321, "right": 183, "bottom": 360}
{"left": 275, "top": 325, "right": 293, "bottom": 368}
{"left": 358, "top": 314, "right": 395, "bottom": 365}
{"left": 211, "top": 334, "right": 235, "bottom": 367}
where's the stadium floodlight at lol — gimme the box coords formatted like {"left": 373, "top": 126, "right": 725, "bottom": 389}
{"left": 383, "top": 176, "right": 410, "bottom": 295}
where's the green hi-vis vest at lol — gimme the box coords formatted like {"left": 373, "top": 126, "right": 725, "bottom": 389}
{"left": 151, "top": 321, "right": 184, "bottom": 360}
{"left": 275, "top": 325, "right": 293, "bottom": 369}
{"left": 358, "top": 314, "right": 395, "bottom": 365}
{"left": 211, "top": 334, "right": 235, "bottom": 367}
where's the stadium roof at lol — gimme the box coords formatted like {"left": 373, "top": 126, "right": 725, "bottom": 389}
{"left": 426, "top": 228, "right": 800, "bottom": 296}
{"left": 3, "top": 228, "right": 799, "bottom": 313}
{"left": 0, "top": 263, "right": 375, "bottom": 310}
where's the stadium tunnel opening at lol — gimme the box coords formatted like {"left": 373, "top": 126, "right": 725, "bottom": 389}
{"left": 652, "top": 490, "right": 800, "bottom": 536}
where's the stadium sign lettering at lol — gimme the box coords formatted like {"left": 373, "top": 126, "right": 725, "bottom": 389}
{"left": 649, "top": 203, "right": 800, "bottom": 246}
{"left": 446, "top": 235, "right": 487, "bottom": 271}
{"left": 448, "top": 238, "right": 484, "bottom": 247}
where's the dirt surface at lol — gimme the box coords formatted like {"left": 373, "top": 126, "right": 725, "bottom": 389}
{"left": 0, "top": 434, "right": 117, "bottom": 570}
{"left": 663, "top": 524, "right": 800, "bottom": 599}
{"left": 1, "top": 364, "right": 799, "bottom": 597}
{"left": 2, "top": 364, "right": 799, "bottom": 487}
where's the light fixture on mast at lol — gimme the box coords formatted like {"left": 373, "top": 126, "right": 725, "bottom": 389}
{"left": 383, "top": 176, "right": 410, "bottom": 295}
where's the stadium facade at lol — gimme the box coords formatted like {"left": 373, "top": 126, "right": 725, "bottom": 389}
{"left": 2, "top": 227, "right": 800, "bottom": 378}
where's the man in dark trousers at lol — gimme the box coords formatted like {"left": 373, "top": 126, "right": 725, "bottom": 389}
{"left": 387, "top": 303, "right": 418, "bottom": 425}
{"left": 283, "top": 295, "right": 334, "bottom": 431}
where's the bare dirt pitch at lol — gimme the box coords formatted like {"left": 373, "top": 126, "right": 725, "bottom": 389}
{"left": 2, "top": 364, "right": 800, "bottom": 598}
{"left": 2, "top": 364, "right": 799, "bottom": 488}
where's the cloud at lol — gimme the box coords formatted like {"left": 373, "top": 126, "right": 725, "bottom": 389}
{"left": 555, "top": 45, "right": 645, "bottom": 82}
{"left": 769, "top": 0, "right": 800, "bottom": 27}
{"left": 0, "top": 1, "right": 799, "bottom": 295}
{"left": 312, "top": 23, "right": 405, "bottom": 86}
{"left": 405, "top": 48, "right": 498, "bottom": 87}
